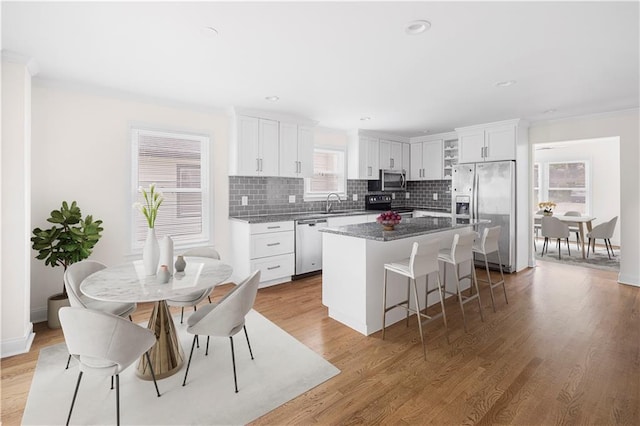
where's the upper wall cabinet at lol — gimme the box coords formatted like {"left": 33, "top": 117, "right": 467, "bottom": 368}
{"left": 409, "top": 139, "right": 443, "bottom": 180}
{"left": 348, "top": 133, "right": 380, "bottom": 179}
{"left": 379, "top": 139, "right": 404, "bottom": 171}
{"left": 230, "top": 115, "right": 279, "bottom": 176}
{"left": 456, "top": 120, "right": 525, "bottom": 164}
{"left": 230, "top": 110, "right": 317, "bottom": 177}
{"left": 279, "top": 123, "right": 314, "bottom": 178}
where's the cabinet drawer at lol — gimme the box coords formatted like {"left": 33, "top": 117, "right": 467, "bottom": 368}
{"left": 250, "top": 231, "right": 294, "bottom": 259}
{"left": 250, "top": 221, "right": 294, "bottom": 234}
{"left": 251, "top": 253, "right": 294, "bottom": 282}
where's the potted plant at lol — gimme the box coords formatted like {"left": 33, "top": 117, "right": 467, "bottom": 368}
{"left": 31, "top": 201, "right": 104, "bottom": 328}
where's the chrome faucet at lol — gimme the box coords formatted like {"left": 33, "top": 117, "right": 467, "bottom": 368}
{"left": 326, "top": 192, "right": 341, "bottom": 213}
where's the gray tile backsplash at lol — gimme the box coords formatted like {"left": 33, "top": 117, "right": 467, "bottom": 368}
{"left": 229, "top": 177, "right": 452, "bottom": 216}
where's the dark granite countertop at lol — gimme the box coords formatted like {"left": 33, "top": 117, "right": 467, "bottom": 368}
{"left": 319, "top": 217, "right": 488, "bottom": 242}
{"left": 229, "top": 207, "right": 452, "bottom": 224}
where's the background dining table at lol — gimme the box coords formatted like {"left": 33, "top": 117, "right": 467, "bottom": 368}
{"left": 80, "top": 256, "right": 233, "bottom": 380}
{"left": 535, "top": 214, "right": 596, "bottom": 258}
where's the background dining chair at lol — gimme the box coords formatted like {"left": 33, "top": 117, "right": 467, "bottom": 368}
{"left": 59, "top": 307, "right": 161, "bottom": 426}
{"left": 381, "top": 240, "right": 448, "bottom": 359}
{"left": 587, "top": 216, "right": 618, "bottom": 259}
{"left": 564, "top": 211, "right": 583, "bottom": 249}
{"left": 166, "top": 247, "right": 221, "bottom": 323}
{"left": 540, "top": 216, "right": 570, "bottom": 259}
{"left": 533, "top": 209, "right": 545, "bottom": 250}
{"left": 64, "top": 260, "right": 137, "bottom": 369}
{"left": 182, "top": 270, "right": 261, "bottom": 393}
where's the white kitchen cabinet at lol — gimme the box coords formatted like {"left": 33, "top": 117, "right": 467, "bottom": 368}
{"left": 413, "top": 210, "right": 451, "bottom": 218}
{"left": 348, "top": 134, "right": 379, "bottom": 179}
{"left": 230, "top": 115, "right": 280, "bottom": 176}
{"left": 379, "top": 139, "right": 403, "bottom": 170}
{"left": 457, "top": 122, "right": 517, "bottom": 164}
{"left": 230, "top": 220, "right": 294, "bottom": 288}
{"left": 443, "top": 139, "right": 458, "bottom": 180}
{"left": 279, "top": 122, "right": 314, "bottom": 178}
{"left": 409, "top": 140, "right": 443, "bottom": 180}
{"left": 402, "top": 143, "right": 410, "bottom": 174}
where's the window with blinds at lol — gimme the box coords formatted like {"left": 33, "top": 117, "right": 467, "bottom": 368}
{"left": 304, "top": 147, "right": 346, "bottom": 199}
{"left": 131, "top": 128, "right": 210, "bottom": 248}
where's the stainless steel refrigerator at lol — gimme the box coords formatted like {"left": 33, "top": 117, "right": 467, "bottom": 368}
{"left": 451, "top": 161, "right": 515, "bottom": 272}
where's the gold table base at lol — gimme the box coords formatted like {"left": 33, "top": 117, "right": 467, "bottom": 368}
{"left": 136, "top": 300, "right": 184, "bottom": 380}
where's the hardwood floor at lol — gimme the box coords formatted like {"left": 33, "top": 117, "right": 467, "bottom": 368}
{"left": 2, "top": 260, "right": 638, "bottom": 425}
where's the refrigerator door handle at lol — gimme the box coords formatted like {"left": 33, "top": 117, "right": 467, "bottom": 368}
{"left": 473, "top": 168, "right": 479, "bottom": 220}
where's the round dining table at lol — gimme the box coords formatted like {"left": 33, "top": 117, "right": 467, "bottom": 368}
{"left": 81, "top": 256, "right": 233, "bottom": 380}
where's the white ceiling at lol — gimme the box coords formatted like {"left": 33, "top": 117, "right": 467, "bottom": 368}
{"left": 3, "top": 1, "right": 639, "bottom": 137}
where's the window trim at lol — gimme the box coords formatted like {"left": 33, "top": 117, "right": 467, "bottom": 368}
{"left": 130, "top": 127, "right": 211, "bottom": 251}
{"left": 304, "top": 146, "right": 347, "bottom": 201}
{"left": 536, "top": 160, "right": 590, "bottom": 215}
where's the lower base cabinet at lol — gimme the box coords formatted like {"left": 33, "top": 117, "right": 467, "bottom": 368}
{"left": 230, "top": 220, "right": 295, "bottom": 288}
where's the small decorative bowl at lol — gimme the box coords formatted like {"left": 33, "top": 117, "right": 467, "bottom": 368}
{"left": 376, "top": 211, "right": 401, "bottom": 231}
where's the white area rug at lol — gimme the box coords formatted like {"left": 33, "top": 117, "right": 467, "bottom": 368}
{"left": 23, "top": 310, "right": 339, "bottom": 425}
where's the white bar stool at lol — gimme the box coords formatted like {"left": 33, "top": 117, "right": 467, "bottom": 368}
{"left": 472, "top": 226, "right": 508, "bottom": 312}
{"left": 437, "top": 232, "right": 484, "bottom": 333}
{"left": 381, "top": 240, "right": 448, "bottom": 359}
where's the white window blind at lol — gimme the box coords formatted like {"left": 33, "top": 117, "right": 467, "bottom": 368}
{"left": 305, "top": 147, "right": 346, "bottom": 199}
{"left": 131, "top": 128, "right": 210, "bottom": 248}
{"left": 535, "top": 160, "right": 590, "bottom": 214}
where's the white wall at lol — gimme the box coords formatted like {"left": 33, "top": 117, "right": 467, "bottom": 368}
{"left": 1, "top": 58, "right": 35, "bottom": 357}
{"left": 534, "top": 138, "right": 621, "bottom": 245}
{"left": 530, "top": 109, "right": 639, "bottom": 286}
{"left": 29, "top": 83, "right": 231, "bottom": 321}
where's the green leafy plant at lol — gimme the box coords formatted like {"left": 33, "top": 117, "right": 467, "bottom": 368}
{"left": 31, "top": 201, "right": 104, "bottom": 297}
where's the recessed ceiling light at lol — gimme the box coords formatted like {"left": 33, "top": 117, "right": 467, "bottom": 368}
{"left": 405, "top": 20, "right": 431, "bottom": 35}
{"left": 422, "top": 129, "right": 429, "bottom": 134}
{"left": 495, "top": 80, "right": 517, "bottom": 87}
{"left": 544, "top": 108, "right": 557, "bottom": 114}
{"left": 265, "top": 96, "right": 279, "bottom": 102}
{"left": 203, "top": 26, "right": 219, "bottom": 37}
{"left": 360, "top": 116, "right": 371, "bottom": 121}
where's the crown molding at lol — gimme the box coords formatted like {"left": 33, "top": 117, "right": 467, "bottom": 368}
{"left": 1, "top": 50, "right": 39, "bottom": 76}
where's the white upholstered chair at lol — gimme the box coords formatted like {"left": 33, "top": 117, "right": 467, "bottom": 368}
{"left": 438, "top": 232, "right": 484, "bottom": 333}
{"left": 587, "top": 216, "right": 618, "bottom": 259}
{"left": 64, "top": 260, "right": 137, "bottom": 369}
{"left": 540, "top": 216, "right": 571, "bottom": 259}
{"left": 381, "top": 240, "right": 448, "bottom": 359}
{"left": 59, "top": 307, "right": 161, "bottom": 426}
{"left": 564, "top": 211, "right": 583, "bottom": 249}
{"left": 166, "top": 247, "right": 220, "bottom": 323}
{"left": 182, "top": 270, "right": 261, "bottom": 393}
{"left": 472, "top": 226, "right": 508, "bottom": 312}
{"left": 533, "top": 209, "right": 545, "bottom": 250}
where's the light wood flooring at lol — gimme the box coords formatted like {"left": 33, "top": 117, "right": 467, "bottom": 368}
{"left": 2, "top": 260, "right": 638, "bottom": 425}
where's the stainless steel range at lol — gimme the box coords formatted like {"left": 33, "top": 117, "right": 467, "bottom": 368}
{"left": 365, "top": 194, "right": 413, "bottom": 218}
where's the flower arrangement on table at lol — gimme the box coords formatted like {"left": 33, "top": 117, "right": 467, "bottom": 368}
{"left": 134, "top": 183, "right": 163, "bottom": 228}
{"left": 376, "top": 211, "right": 402, "bottom": 231}
{"left": 538, "top": 201, "right": 556, "bottom": 216}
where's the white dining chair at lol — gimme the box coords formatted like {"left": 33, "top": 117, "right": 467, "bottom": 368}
{"left": 587, "top": 216, "right": 618, "bottom": 259}
{"left": 59, "top": 307, "right": 161, "bottom": 426}
{"left": 381, "top": 240, "right": 448, "bottom": 359}
{"left": 541, "top": 216, "right": 571, "bottom": 259}
{"left": 166, "top": 247, "right": 220, "bottom": 323}
{"left": 438, "top": 232, "right": 484, "bottom": 333}
{"left": 564, "top": 211, "right": 583, "bottom": 249}
{"left": 64, "top": 260, "right": 137, "bottom": 369}
{"left": 533, "top": 209, "right": 545, "bottom": 250}
{"left": 182, "top": 270, "right": 261, "bottom": 393}
{"left": 472, "top": 226, "right": 508, "bottom": 312}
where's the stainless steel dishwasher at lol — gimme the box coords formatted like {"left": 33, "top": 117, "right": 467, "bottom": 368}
{"left": 295, "top": 218, "right": 328, "bottom": 275}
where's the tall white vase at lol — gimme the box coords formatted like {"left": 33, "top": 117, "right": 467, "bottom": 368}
{"left": 159, "top": 235, "right": 174, "bottom": 275}
{"left": 143, "top": 228, "right": 160, "bottom": 276}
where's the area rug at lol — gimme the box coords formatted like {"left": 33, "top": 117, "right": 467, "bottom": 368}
{"left": 23, "top": 310, "right": 340, "bottom": 425}
{"left": 534, "top": 241, "right": 620, "bottom": 272}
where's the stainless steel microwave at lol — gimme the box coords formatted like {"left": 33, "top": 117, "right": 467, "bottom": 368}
{"left": 368, "top": 169, "right": 406, "bottom": 192}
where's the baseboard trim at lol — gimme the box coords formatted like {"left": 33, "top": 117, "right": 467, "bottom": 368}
{"left": 31, "top": 306, "right": 47, "bottom": 324}
{"left": 618, "top": 273, "right": 639, "bottom": 287}
{"left": 1, "top": 324, "right": 35, "bottom": 358}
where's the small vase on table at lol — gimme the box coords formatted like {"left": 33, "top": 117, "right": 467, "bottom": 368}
{"left": 143, "top": 228, "right": 160, "bottom": 275}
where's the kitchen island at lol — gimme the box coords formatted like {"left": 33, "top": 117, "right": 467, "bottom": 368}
{"left": 319, "top": 216, "right": 487, "bottom": 336}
